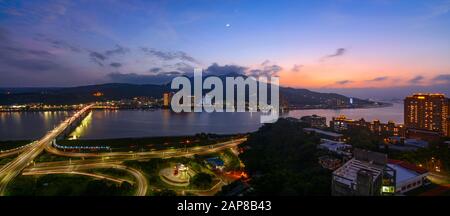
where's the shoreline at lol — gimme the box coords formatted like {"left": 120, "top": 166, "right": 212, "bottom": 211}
{"left": 0, "top": 103, "right": 394, "bottom": 113}
{"left": 288, "top": 102, "right": 394, "bottom": 111}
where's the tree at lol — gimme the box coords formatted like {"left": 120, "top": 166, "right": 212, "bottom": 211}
{"left": 191, "top": 173, "right": 213, "bottom": 189}
{"left": 236, "top": 118, "right": 331, "bottom": 196}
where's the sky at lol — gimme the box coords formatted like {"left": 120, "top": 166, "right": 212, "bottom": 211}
{"left": 0, "top": 0, "right": 449, "bottom": 99}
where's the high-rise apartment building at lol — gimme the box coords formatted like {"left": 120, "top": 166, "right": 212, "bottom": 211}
{"left": 404, "top": 93, "right": 449, "bottom": 137}
{"left": 163, "top": 92, "right": 172, "bottom": 108}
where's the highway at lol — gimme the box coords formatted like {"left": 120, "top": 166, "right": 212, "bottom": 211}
{"left": 0, "top": 103, "right": 247, "bottom": 196}
{"left": 23, "top": 170, "right": 130, "bottom": 185}
{"left": 45, "top": 138, "right": 247, "bottom": 159}
{"left": 0, "top": 105, "right": 94, "bottom": 195}
{"left": 0, "top": 145, "right": 30, "bottom": 158}
{"left": 23, "top": 162, "right": 147, "bottom": 196}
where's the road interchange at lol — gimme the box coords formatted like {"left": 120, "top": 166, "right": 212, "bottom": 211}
{"left": 0, "top": 105, "right": 247, "bottom": 196}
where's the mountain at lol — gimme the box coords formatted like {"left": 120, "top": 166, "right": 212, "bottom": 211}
{"left": 0, "top": 83, "right": 169, "bottom": 105}
{"left": 0, "top": 75, "right": 384, "bottom": 108}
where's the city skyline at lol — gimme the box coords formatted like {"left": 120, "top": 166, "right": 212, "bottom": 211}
{"left": 0, "top": 0, "right": 449, "bottom": 98}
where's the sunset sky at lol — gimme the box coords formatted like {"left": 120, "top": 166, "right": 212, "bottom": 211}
{"left": 1, "top": 0, "right": 449, "bottom": 95}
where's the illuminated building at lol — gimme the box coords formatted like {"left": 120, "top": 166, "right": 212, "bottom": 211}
{"left": 175, "top": 163, "right": 189, "bottom": 180}
{"left": 330, "top": 115, "right": 353, "bottom": 132}
{"left": 404, "top": 93, "right": 449, "bottom": 137}
{"left": 303, "top": 128, "right": 344, "bottom": 141}
{"left": 92, "top": 91, "right": 104, "bottom": 97}
{"left": 163, "top": 92, "right": 172, "bottom": 108}
{"left": 317, "top": 139, "right": 352, "bottom": 157}
{"left": 332, "top": 149, "right": 396, "bottom": 196}
{"left": 330, "top": 116, "right": 405, "bottom": 136}
{"left": 206, "top": 157, "right": 225, "bottom": 171}
{"left": 301, "top": 115, "right": 327, "bottom": 129}
{"left": 318, "top": 156, "right": 342, "bottom": 170}
{"left": 387, "top": 159, "right": 429, "bottom": 194}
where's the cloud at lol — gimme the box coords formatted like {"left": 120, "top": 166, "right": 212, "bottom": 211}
{"left": 0, "top": 27, "right": 8, "bottom": 42}
{"left": 261, "top": 60, "right": 271, "bottom": 66}
{"left": 291, "top": 64, "right": 303, "bottom": 72}
{"left": 3, "top": 8, "right": 24, "bottom": 16}
{"left": 89, "top": 51, "right": 106, "bottom": 66}
{"left": 409, "top": 75, "right": 424, "bottom": 84}
{"left": 367, "top": 76, "right": 389, "bottom": 82}
{"left": 321, "top": 48, "right": 347, "bottom": 61}
{"left": 247, "top": 60, "right": 283, "bottom": 77}
{"left": 149, "top": 67, "right": 162, "bottom": 73}
{"left": 1, "top": 46, "right": 53, "bottom": 57}
{"left": 110, "top": 62, "right": 122, "bottom": 68}
{"left": 173, "top": 62, "right": 195, "bottom": 73}
{"left": 140, "top": 47, "right": 199, "bottom": 64}
{"left": 248, "top": 65, "right": 282, "bottom": 77}
{"left": 104, "top": 45, "right": 130, "bottom": 57}
{"left": 205, "top": 63, "right": 247, "bottom": 76}
{"left": 433, "top": 74, "right": 450, "bottom": 83}
{"left": 2, "top": 57, "right": 61, "bottom": 72}
{"left": 0, "top": 27, "right": 91, "bottom": 86}
{"left": 0, "top": 32, "right": 62, "bottom": 72}
{"left": 88, "top": 44, "right": 130, "bottom": 67}
{"left": 107, "top": 72, "right": 179, "bottom": 85}
{"left": 335, "top": 80, "right": 353, "bottom": 85}
{"left": 34, "top": 35, "right": 82, "bottom": 53}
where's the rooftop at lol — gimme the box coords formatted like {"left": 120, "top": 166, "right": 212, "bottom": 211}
{"left": 206, "top": 157, "right": 225, "bottom": 167}
{"left": 333, "top": 158, "right": 384, "bottom": 187}
{"left": 387, "top": 159, "right": 428, "bottom": 186}
{"left": 388, "top": 159, "right": 428, "bottom": 175}
{"left": 304, "top": 128, "right": 343, "bottom": 138}
{"left": 318, "top": 139, "right": 352, "bottom": 156}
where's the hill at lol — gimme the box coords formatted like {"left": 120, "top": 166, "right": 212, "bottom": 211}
{"left": 0, "top": 75, "right": 385, "bottom": 108}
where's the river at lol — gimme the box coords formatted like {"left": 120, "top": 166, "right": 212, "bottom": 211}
{"left": 0, "top": 103, "right": 404, "bottom": 140}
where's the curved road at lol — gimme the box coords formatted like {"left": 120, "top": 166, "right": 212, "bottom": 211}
{"left": 23, "top": 171, "right": 130, "bottom": 184}
{"left": 0, "top": 105, "right": 94, "bottom": 195}
{"left": 0, "top": 103, "right": 247, "bottom": 196}
{"left": 45, "top": 138, "right": 247, "bottom": 159}
{"left": 22, "top": 162, "right": 148, "bottom": 196}
{"left": 0, "top": 147, "right": 28, "bottom": 158}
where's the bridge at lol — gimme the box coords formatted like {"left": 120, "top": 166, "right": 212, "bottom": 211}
{"left": 0, "top": 104, "right": 94, "bottom": 194}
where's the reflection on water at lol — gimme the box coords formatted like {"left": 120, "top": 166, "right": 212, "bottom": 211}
{"left": 69, "top": 112, "right": 93, "bottom": 139}
{"left": 0, "top": 111, "right": 73, "bottom": 141}
{"left": 286, "top": 103, "right": 404, "bottom": 126}
{"left": 76, "top": 110, "right": 263, "bottom": 139}
{"left": 0, "top": 103, "right": 404, "bottom": 140}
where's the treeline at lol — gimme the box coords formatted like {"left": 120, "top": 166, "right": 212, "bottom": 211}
{"left": 238, "top": 118, "right": 331, "bottom": 195}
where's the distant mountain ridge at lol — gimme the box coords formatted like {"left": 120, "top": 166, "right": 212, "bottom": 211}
{"left": 0, "top": 75, "right": 384, "bottom": 108}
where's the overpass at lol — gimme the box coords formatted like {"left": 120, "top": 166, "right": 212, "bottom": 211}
{"left": 0, "top": 104, "right": 94, "bottom": 195}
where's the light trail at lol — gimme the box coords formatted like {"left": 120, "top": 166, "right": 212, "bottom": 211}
{"left": 0, "top": 103, "right": 247, "bottom": 196}
{"left": 0, "top": 105, "right": 94, "bottom": 195}
{"left": 23, "top": 162, "right": 147, "bottom": 196}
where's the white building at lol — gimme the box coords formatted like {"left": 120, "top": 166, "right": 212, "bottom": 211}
{"left": 387, "top": 159, "right": 429, "bottom": 194}
{"left": 318, "top": 139, "right": 352, "bottom": 157}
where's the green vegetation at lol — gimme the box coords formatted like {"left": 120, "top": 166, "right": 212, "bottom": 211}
{"left": 5, "top": 174, "right": 133, "bottom": 196}
{"left": 34, "top": 152, "right": 79, "bottom": 162}
{"left": 123, "top": 157, "right": 219, "bottom": 195}
{"left": 404, "top": 183, "right": 439, "bottom": 196}
{"left": 0, "top": 155, "right": 17, "bottom": 165}
{"left": 221, "top": 149, "right": 241, "bottom": 171}
{"left": 238, "top": 118, "right": 331, "bottom": 196}
{"left": 388, "top": 138, "right": 450, "bottom": 173}
{"left": 153, "top": 189, "right": 177, "bottom": 196}
{"left": 191, "top": 172, "right": 213, "bottom": 189}
{"left": 216, "top": 180, "right": 245, "bottom": 196}
{"left": 344, "top": 128, "right": 382, "bottom": 151}
{"left": 58, "top": 133, "right": 242, "bottom": 152}
{"left": 0, "top": 140, "right": 31, "bottom": 151}
{"left": 88, "top": 168, "right": 135, "bottom": 182}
